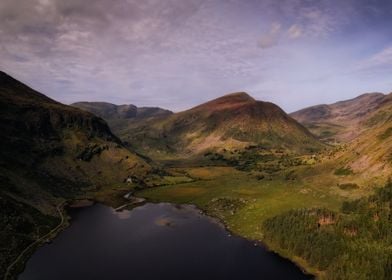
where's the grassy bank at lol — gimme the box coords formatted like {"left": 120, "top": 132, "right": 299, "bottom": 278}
{"left": 136, "top": 165, "right": 349, "bottom": 277}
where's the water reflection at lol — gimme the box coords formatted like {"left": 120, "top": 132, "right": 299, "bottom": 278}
{"left": 19, "top": 203, "right": 312, "bottom": 280}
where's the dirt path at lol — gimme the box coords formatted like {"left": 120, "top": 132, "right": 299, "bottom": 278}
{"left": 4, "top": 202, "right": 67, "bottom": 280}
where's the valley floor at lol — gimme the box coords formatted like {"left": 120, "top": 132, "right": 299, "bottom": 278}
{"left": 129, "top": 159, "right": 390, "bottom": 279}
{"left": 4, "top": 155, "right": 389, "bottom": 279}
{"left": 133, "top": 165, "right": 343, "bottom": 277}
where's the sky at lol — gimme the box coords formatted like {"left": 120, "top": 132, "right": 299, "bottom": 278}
{"left": 1, "top": 0, "right": 392, "bottom": 112}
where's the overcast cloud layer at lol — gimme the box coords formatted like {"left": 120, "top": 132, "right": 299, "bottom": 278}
{"left": 1, "top": 0, "right": 392, "bottom": 112}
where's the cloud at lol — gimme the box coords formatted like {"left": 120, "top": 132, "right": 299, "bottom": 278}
{"left": 258, "top": 0, "right": 345, "bottom": 49}
{"left": 299, "top": 7, "right": 336, "bottom": 37}
{"left": 287, "top": 24, "right": 303, "bottom": 39}
{"left": 259, "top": 22, "right": 282, "bottom": 49}
{"left": 356, "top": 46, "right": 392, "bottom": 74}
{"left": 365, "top": 46, "right": 392, "bottom": 67}
{"left": 0, "top": 0, "right": 392, "bottom": 112}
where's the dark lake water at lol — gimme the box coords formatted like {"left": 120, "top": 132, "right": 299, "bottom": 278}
{"left": 19, "top": 203, "right": 311, "bottom": 280}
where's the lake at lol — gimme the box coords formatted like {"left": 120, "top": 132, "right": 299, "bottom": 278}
{"left": 19, "top": 203, "right": 312, "bottom": 280}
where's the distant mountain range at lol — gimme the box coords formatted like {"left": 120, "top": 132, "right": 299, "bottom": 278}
{"left": 72, "top": 101, "right": 172, "bottom": 131}
{"left": 291, "top": 92, "right": 392, "bottom": 176}
{"left": 76, "top": 92, "right": 323, "bottom": 159}
{"left": 73, "top": 89, "right": 392, "bottom": 177}
{"left": 290, "top": 93, "right": 388, "bottom": 142}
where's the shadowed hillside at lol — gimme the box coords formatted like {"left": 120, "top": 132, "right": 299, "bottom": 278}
{"left": 0, "top": 72, "right": 150, "bottom": 277}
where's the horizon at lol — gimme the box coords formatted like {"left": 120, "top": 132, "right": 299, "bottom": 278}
{"left": 1, "top": 0, "right": 392, "bottom": 112}
{"left": 2, "top": 70, "right": 389, "bottom": 114}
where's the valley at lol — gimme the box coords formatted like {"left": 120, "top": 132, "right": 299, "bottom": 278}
{"left": 73, "top": 87, "right": 392, "bottom": 279}
{"left": 1, "top": 72, "right": 392, "bottom": 279}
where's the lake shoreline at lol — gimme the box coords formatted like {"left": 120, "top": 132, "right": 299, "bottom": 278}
{"left": 14, "top": 193, "right": 314, "bottom": 280}
{"left": 11, "top": 193, "right": 146, "bottom": 280}
{"left": 6, "top": 201, "right": 70, "bottom": 280}
{"left": 135, "top": 193, "right": 317, "bottom": 279}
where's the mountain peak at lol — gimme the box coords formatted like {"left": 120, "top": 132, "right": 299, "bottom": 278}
{"left": 223, "top": 91, "right": 253, "bottom": 98}
{"left": 191, "top": 92, "right": 255, "bottom": 112}
{"left": 125, "top": 90, "right": 321, "bottom": 157}
{"left": 216, "top": 92, "right": 255, "bottom": 103}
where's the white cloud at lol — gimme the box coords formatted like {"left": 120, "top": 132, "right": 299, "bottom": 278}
{"left": 359, "top": 46, "right": 392, "bottom": 70}
{"left": 287, "top": 24, "right": 303, "bottom": 39}
{"left": 349, "top": 45, "right": 392, "bottom": 86}
{"left": 259, "top": 22, "right": 282, "bottom": 49}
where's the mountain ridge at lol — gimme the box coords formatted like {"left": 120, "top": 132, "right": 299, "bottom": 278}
{"left": 71, "top": 101, "right": 173, "bottom": 136}
{"left": 72, "top": 101, "right": 173, "bottom": 120}
{"left": 290, "top": 92, "right": 388, "bottom": 142}
{"left": 119, "top": 92, "right": 323, "bottom": 159}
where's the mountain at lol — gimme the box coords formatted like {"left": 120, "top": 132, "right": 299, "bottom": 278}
{"left": 290, "top": 93, "right": 387, "bottom": 142}
{"left": 333, "top": 93, "right": 392, "bottom": 177}
{"left": 0, "top": 72, "right": 150, "bottom": 276}
{"left": 290, "top": 91, "right": 392, "bottom": 178}
{"left": 71, "top": 101, "right": 172, "bottom": 135}
{"left": 121, "top": 92, "right": 323, "bottom": 159}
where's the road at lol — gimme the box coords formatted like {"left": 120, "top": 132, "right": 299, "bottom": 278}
{"left": 4, "top": 202, "right": 66, "bottom": 280}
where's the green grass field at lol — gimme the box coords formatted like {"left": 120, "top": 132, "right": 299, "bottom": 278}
{"left": 135, "top": 156, "right": 387, "bottom": 278}
{"left": 138, "top": 166, "right": 344, "bottom": 239}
